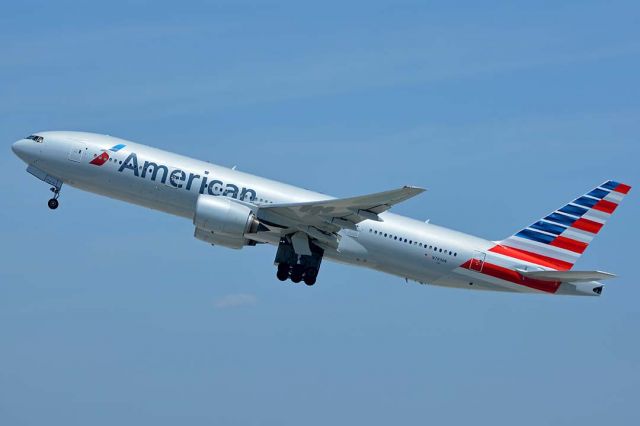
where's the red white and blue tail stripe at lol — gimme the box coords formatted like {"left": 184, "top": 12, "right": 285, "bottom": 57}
{"left": 493, "top": 180, "right": 631, "bottom": 271}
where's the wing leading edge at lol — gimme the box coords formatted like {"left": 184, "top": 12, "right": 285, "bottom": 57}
{"left": 255, "top": 186, "right": 425, "bottom": 247}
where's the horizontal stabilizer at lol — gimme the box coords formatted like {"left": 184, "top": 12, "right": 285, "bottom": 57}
{"left": 516, "top": 269, "right": 616, "bottom": 282}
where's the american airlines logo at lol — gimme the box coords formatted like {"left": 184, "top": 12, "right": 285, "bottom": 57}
{"left": 116, "top": 152, "right": 258, "bottom": 201}
{"left": 89, "top": 144, "right": 126, "bottom": 166}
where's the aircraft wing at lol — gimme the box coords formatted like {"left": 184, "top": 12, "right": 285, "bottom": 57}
{"left": 255, "top": 186, "right": 425, "bottom": 248}
{"left": 516, "top": 269, "right": 616, "bottom": 282}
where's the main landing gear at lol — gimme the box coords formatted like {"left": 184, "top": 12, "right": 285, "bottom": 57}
{"left": 274, "top": 237, "right": 324, "bottom": 286}
{"left": 277, "top": 262, "right": 319, "bottom": 285}
{"left": 48, "top": 184, "right": 62, "bottom": 210}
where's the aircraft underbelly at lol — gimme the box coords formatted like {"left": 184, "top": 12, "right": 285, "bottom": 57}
{"left": 67, "top": 174, "right": 195, "bottom": 218}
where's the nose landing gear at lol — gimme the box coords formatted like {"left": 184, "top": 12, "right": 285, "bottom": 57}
{"left": 47, "top": 198, "right": 59, "bottom": 209}
{"left": 48, "top": 185, "right": 62, "bottom": 210}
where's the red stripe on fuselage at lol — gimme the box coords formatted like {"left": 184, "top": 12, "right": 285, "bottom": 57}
{"left": 571, "top": 218, "right": 603, "bottom": 234}
{"left": 549, "top": 236, "right": 588, "bottom": 253}
{"left": 488, "top": 245, "right": 573, "bottom": 270}
{"left": 460, "top": 260, "right": 561, "bottom": 293}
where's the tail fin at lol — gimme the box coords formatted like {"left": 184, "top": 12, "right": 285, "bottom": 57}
{"left": 494, "top": 180, "right": 631, "bottom": 270}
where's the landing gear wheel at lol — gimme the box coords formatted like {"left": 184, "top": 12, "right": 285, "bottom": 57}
{"left": 48, "top": 184, "right": 62, "bottom": 210}
{"left": 290, "top": 265, "right": 304, "bottom": 283}
{"left": 276, "top": 264, "right": 290, "bottom": 281}
{"left": 303, "top": 268, "right": 317, "bottom": 286}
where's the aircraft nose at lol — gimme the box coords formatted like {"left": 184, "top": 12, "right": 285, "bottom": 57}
{"left": 12, "top": 139, "right": 26, "bottom": 156}
{"left": 12, "top": 138, "right": 36, "bottom": 163}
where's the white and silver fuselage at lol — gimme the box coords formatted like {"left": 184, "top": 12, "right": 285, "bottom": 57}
{"left": 11, "top": 131, "right": 602, "bottom": 295}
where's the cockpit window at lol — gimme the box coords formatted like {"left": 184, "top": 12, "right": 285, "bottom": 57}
{"left": 26, "top": 135, "right": 44, "bottom": 143}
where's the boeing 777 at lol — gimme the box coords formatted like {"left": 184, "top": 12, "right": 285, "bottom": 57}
{"left": 11, "top": 131, "right": 631, "bottom": 295}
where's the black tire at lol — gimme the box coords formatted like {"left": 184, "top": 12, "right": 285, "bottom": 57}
{"left": 290, "top": 265, "right": 303, "bottom": 283}
{"left": 276, "top": 264, "right": 289, "bottom": 281}
{"left": 303, "top": 268, "right": 317, "bottom": 286}
{"left": 48, "top": 198, "right": 59, "bottom": 210}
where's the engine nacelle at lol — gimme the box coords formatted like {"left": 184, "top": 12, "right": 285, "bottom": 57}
{"left": 194, "top": 227, "right": 254, "bottom": 250}
{"left": 193, "top": 195, "right": 259, "bottom": 249}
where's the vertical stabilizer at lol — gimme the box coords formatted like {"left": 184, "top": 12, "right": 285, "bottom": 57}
{"left": 494, "top": 180, "right": 631, "bottom": 270}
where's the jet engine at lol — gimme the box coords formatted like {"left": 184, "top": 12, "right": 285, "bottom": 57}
{"left": 193, "top": 195, "right": 259, "bottom": 249}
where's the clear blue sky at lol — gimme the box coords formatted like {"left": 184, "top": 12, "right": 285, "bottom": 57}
{"left": 1, "top": 1, "right": 639, "bottom": 425}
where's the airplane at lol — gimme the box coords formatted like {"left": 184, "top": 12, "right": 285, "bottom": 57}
{"left": 11, "top": 131, "right": 631, "bottom": 295}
